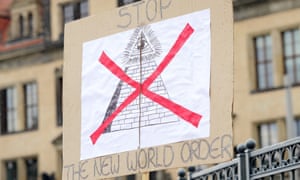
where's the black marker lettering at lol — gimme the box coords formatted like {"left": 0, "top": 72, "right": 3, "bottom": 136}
{"left": 64, "top": 164, "right": 74, "bottom": 180}
{"left": 100, "top": 157, "right": 110, "bottom": 176}
{"left": 111, "top": 155, "right": 120, "bottom": 175}
{"left": 132, "top": 1, "right": 145, "bottom": 26}
{"left": 126, "top": 152, "right": 138, "bottom": 171}
{"left": 163, "top": 145, "right": 174, "bottom": 167}
{"left": 146, "top": 0, "right": 157, "bottom": 21}
{"left": 210, "top": 137, "right": 221, "bottom": 159}
{"left": 117, "top": 7, "right": 131, "bottom": 28}
{"left": 180, "top": 142, "right": 192, "bottom": 163}
{"left": 155, "top": 147, "right": 162, "bottom": 168}
{"left": 138, "top": 149, "right": 147, "bottom": 169}
{"left": 148, "top": 147, "right": 156, "bottom": 168}
{"left": 221, "top": 134, "right": 232, "bottom": 158}
{"left": 160, "top": 0, "right": 172, "bottom": 18}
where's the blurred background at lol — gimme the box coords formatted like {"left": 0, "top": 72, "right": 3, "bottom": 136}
{"left": 0, "top": 0, "right": 299, "bottom": 179}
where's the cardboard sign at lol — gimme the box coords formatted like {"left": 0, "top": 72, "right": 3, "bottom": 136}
{"left": 63, "top": 0, "right": 233, "bottom": 179}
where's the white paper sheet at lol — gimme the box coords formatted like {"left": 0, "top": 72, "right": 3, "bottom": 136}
{"left": 81, "top": 9, "right": 211, "bottom": 160}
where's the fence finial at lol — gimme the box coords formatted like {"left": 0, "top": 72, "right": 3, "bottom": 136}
{"left": 245, "top": 138, "right": 256, "bottom": 151}
{"left": 177, "top": 168, "right": 186, "bottom": 180}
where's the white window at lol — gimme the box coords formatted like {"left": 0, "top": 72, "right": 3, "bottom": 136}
{"left": 63, "top": 0, "right": 89, "bottom": 24}
{"left": 254, "top": 35, "right": 274, "bottom": 90}
{"left": 282, "top": 29, "right": 300, "bottom": 84}
{"left": 258, "top": 122, "right": 278, "bottom": 147}
{"left": 24, "top": 82, "right": 38, "bottom": 130}
{"left": 5, "top": 160, "right": 17, "bottom": 180}
{"left": 0, "top": 87, "right": 17, "bottom": 134}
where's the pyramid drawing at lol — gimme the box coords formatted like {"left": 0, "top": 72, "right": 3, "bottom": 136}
{"left": 103, "top": 25, "right": 179, "bottom": 133}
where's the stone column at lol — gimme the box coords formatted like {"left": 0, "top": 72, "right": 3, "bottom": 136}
{"left": 17, "top": 158, "right": 26, "bottom": 180}
{"left": 16, "top": 83, "right": 25, "bottom": 131}
{"left": 277, "top": 118, "right": 286, "bottom": 141}
{"left": 246, "top": 35, "right": 257, "bottom": 90}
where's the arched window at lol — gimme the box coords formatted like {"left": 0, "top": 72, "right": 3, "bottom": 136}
{"left": 19, "top": 15, "right": 24, "bottom": 38}
{"left": 28, "top": 12, "right": 33, "bottom": 37}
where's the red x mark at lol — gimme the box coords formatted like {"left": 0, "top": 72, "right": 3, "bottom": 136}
{"left": 90, "top": 23, "right": 202, "bottom": 144}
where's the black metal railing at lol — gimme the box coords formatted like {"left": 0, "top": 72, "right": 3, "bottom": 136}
{"left": 178, "top": 137, "right": 300, "bottom": 180}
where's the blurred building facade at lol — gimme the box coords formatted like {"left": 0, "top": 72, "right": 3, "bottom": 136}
{"left": 233, "top": 0, "right": 300, "bottom": 148}
{"left": 0, "top": 0, "right": 299, "bottom": 180}
{"left": 0, "top": 0, "right": 87, "bottom": 179}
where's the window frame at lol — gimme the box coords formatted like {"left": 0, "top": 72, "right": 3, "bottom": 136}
{"left": 296, "top": 117, "right": 300, "bottom": 136}
{"left": 253, "top": 34, "right": 274, "bottom": 90}
{"left": 0, "top": 87, "right": 17, "bottom": 135}
{"left": 55, "top": 68, "right": 63, "bottom": 126}
{"left": 19, "top": 14, "right": 24, "bottom": 38}
{"left": 62, "top": 3, "right": 75, "bottom": 24}
{"left": 61, "top": 1, "right": 89, "bottom": 39}
{"left": 4, "top": 160, "right": 18, "bottom": 180}
{"left": 257, "top": 121, "right": 278, "bottom": 148}
{"left": 117, "top": 0, "right": 141, "bottom": 7}
{"left": 126, "top": 174, "right": 136, "bottom": 180}
{"left": 23, "top": 82, "right": 38, "bottom": 131}
{"left": 62, "top": 0, "right": 89, "bottom": 24}
{"left": 282, "top": 28, "right": 300, "bottom": 85}
{"left": 28, "top": 12, "right": 33, "bottom": 37}
{"left": 80, "top": 0, "right": 89, "bottom": 18}
{"left": 24, "top": 157, "right": 38, "bottom": 180}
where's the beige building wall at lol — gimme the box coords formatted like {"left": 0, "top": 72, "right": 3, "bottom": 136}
{"left": 8, "top": 0, "right": 43, "bottom": 40}
{"left": 0, "top": 0, "right": 65, "bottom": 179}
{"left": 90, "top": 0, "right": 116, "bottom": 15}
{"left": 0, "top": 57, "right": 63, "bottom": 179}
{"left": 233, "top": 7, "right": 300, "bottom": 146}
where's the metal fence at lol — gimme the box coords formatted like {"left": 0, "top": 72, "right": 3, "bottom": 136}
{"left": 178, "top": 137, "right": 300, "bottom": 180}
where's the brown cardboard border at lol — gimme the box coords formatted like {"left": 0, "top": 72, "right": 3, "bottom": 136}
{"left": 63, "top": 0, "right": 233, "bottom": 179}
